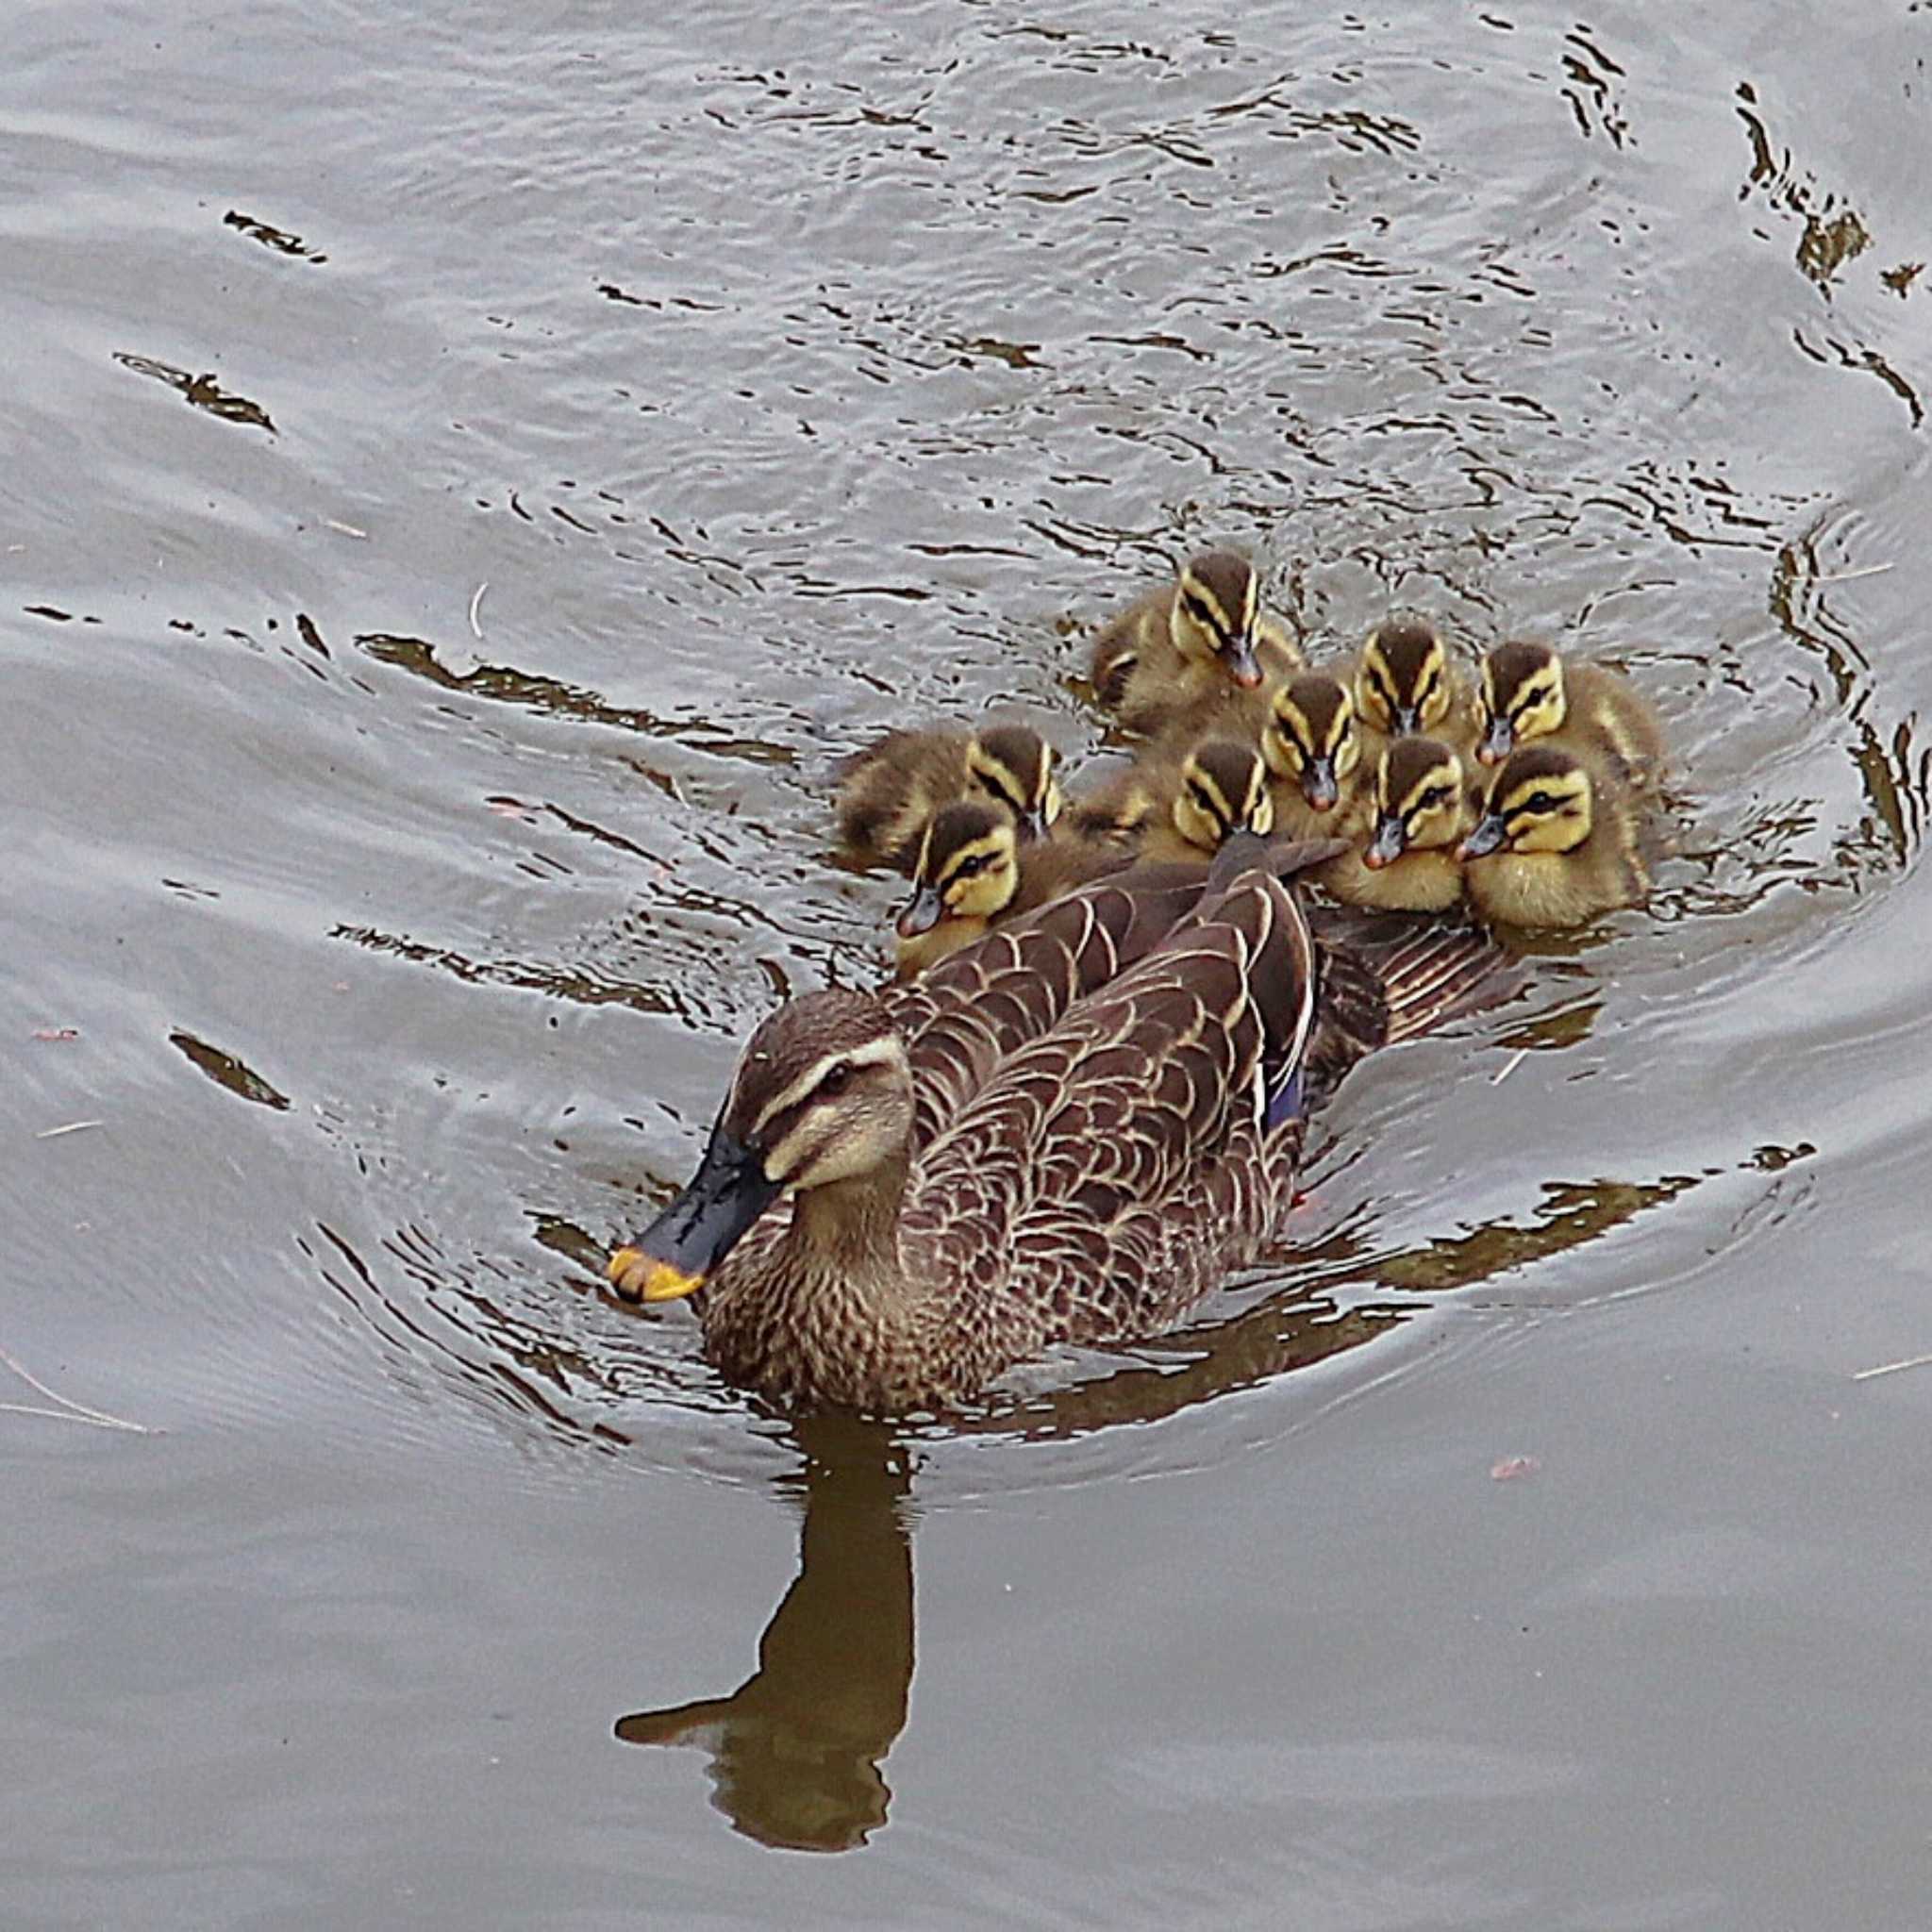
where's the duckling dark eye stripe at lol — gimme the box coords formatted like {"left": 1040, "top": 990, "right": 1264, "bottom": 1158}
{"left": 748, "top": 1039, "right": 903, "bottom": 1140}
{"left": 941, "top": 837, "right": 1008, "bottom": 885}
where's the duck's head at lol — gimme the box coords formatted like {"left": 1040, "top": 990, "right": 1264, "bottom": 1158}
{"left": 1364, "top": 736, "right": 1467, "bottom": 869}
{"left": 896, "top": 801, "right": 1020, "bottom": 937}
{"left": 1171, "top": 550, "right": 1263, "bottom": 688}
{"left": 1459, "top": 743, "right": 1594, "bottom": 859}
{"left": 1477, "top": 640, "right": 1567, "bottom": 765}
{"left": 1172, "top": 737, "right": 1274, "bottom": 852}
{"left": 967, "top": 724, "right": 1062, "bottom": 841}
{"left": 1357, "top": 614, "right": 1454, "bottom": 736}
{"left": 1263, "top": 671, "right": 1360, "bottom": 810}
{"left": 608, "top": 991, "right": 913, "bottom": 1304}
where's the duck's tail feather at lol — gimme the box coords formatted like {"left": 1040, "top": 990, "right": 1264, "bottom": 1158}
{"left": 1304, "top": 913, "right": 1522, "bottom": 1106}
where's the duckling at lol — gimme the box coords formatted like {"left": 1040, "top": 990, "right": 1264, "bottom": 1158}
{"left": 1316, "top": 736, "right": 1474, "bottom": 913}
{"left": 1457, "top": 743, "right": 1648, "bottom": 928}
{"left": 1069, "top": 737, "right": 1275, "bottom": 864}
{"left": 894, "top": 801, "right": 1128, "bottom": 978}
{"left": 1475, "top": 639, "right": 1664, "bottom": 789}
{"left": 1090, "top": 551, "right": 1303, "bottom": 738}
{"left": 1260, "top": 670, "right": 1380, "bottom": 842}
{"left": 836, "top": 724, "right": 1061, "bottom": 873}
{"left": 1352, "top": 613, "right": 1475, "bottom": 748}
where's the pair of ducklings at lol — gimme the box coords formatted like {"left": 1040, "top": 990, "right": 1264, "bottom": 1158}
{"left": 837, "top": 552, "right": 1662, "bottom": 972}
{"left": 838, "top": 721, "right": 1274, "bottom": 976}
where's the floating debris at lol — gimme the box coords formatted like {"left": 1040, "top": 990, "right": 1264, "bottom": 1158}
{"left": 0, "top": 1346, "right": 155, "bottom": 1434}
{"left": 1852, "top": 1353, "right": 1932, "bottom": 1383}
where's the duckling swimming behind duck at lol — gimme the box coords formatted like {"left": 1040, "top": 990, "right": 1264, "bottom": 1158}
{"left": 1353, "top": 614, "right": 1474, "bottom": 747}
{"left": 1316, "top": 735, "right": 1474, "bottom": 913}
{"left": 893, "top": 800, "right": 1128, "bottom": 978}
{"left": 1261, "top": 670, "right": 1379, "bottom": 842}
{"left": 837, "top": 724, "right": 1061, "bottom": 873}
{"left": 1068, "top": 736, "right": 1274, "bottom": 863}
{"left": 1090, "top": 550, "right": 1302, "bottom": 738}
{"left": 1475, "top": 639, "right": 1664, "bottom": 789}
{"left": 1457, "top": 742, "right": 1649, "bottom": 929}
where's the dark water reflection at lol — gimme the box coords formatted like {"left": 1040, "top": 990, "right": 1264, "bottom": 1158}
{"left": 7, "top": 0, "right": 1932, "bottom": 1922}
{"left": 617, "top": 1417, "right": 915, "bottom": 1853}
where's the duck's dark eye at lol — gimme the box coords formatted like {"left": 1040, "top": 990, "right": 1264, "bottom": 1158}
{"left": 819, "top": 1060, "right": 854, "bottom": 1098}
{"left": 1522, "top": 790, "right": 1558, "bottom": 814}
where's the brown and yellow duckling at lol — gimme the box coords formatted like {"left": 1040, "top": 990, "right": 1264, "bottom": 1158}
{"left": 1353, "top": 613, "right": 1475, "bottom": 749}
{"left": 1260, "top": 670, "right": 1379, "bottom": 842}
{"left": 836, "top": 723, "right": 1062, "bottom": 872}
{"left": 1457, "top": 742, "right": 1648, "bottom": 929}
{"left": 1090, "top": 550, "right": 1303, "bottom": 738}
{"left": 893, "top": 801, "right": 1128, "bottom": 978}
{"left": 1066, "top": 736, "right": 1275, "bottom": 863}
{"left": 1316, "top": 736, "right": 1475, "bottom": 913}
{"left": 1475, "top": 639, "right": 1664, "bottom": 789}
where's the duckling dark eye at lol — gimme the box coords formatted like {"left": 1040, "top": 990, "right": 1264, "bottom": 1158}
{"left": 1522, "top": 790, "right": 1559, "bottom": 814}
{"left": 819, "top": 1060, "right": 855, "bottom": 1098}
{"left": 1417, "top": 785, "right": 1452, "bottom": 811}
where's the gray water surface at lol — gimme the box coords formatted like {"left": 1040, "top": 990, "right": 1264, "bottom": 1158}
{"left": 6, "top": 1, "right": 1931, "bottom": 1924}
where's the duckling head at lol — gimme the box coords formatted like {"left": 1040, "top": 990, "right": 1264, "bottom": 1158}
{"left": 608, "top": 991, "right": 915, "bottom": 1304}
{"left": 1364, "top": 736, "right": 1466, "bottom": 868}
{"left": 897, "top": 802, "right": 1021, "bottom": 937}
{"left": 1171, "top": 550, "right": 1263, "bottom": 688}
{"left": 967, "top": 724, "right": 1062, "bottom": 841}
{"left": 1263, "top": 671, "right": 1359, "bottom": 810}
{"left": 1357, "top": 613, "right": 1453, "bottom": 736}
{"left": 1458, "top": 743, "right": 1594, "bottom": 859}
{"left": 1478, "top": 640, "right": 1567, "bottom": 765}
{"left": 1172, "top": 737, "right": 1275, "bottom": 852}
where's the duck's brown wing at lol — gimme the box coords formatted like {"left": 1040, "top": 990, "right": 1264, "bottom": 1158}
{"left": 1302, "top": 908, "right": 1521, "bottom": 1108}
{"left": 883, "top": 861, "right": 1213, "bottom": 1149}
{"left": 904, "top": 863, "right": 1320, "bottom": 1357}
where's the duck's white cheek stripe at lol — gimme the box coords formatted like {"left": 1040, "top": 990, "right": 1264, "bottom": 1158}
{"left": 748, "top": 1038, "right": 903, "bottom": 1141}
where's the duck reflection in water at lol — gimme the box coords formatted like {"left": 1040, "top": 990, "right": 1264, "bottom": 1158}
{"left": 615, "top": 1415, "right": 913, "bottom": 1853}
{"left": 608, "top": 1152, "right": 1673, "bottom": 1852}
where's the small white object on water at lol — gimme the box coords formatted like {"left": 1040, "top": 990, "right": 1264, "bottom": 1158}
{"left": 1851, "top": 1352, "right": 1932, "bottom": 1383}
{"left": 469, "top": 581, "right": 489, "bottom": 640}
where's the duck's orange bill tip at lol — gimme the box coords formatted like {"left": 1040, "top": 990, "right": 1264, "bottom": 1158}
{"left": 607, "top": 1246, "right": 705, "bottom": 1304}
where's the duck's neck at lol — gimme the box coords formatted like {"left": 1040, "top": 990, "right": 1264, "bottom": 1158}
{"left": 790, "top": 1154, "right": 913, "bottom": 1291}
{"left": 725, "top": 1150, "right": 965, "bottom": 1407}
